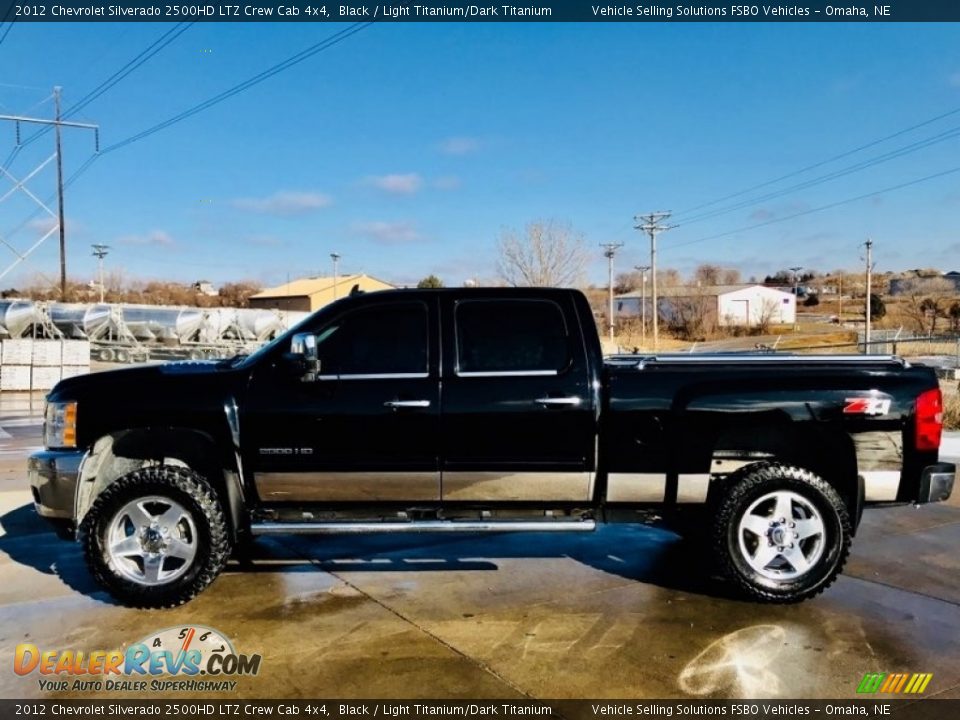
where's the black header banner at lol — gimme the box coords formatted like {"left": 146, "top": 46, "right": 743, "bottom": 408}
{"left": 0, "top": 700, "right": 958, "bottom": 719}
{"left": 2, "top": 1, "right": 960, "bottom": 23}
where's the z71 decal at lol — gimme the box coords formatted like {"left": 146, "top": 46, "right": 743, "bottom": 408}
{"left": 844, "top": 397, "right": 892, "bottom": 416}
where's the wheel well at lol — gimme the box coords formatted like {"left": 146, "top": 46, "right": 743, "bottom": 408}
{"left": 76, "top": 428, "right": 244, "bottom": 540}
{"left": 709, "top": 423, "right": 861, "bottom": 531}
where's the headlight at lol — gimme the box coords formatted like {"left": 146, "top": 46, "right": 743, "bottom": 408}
{"left": 44, "top": 401, "right": 77, "bottom": 449}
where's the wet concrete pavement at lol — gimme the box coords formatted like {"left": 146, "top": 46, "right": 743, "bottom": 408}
{"left": 0, "top": 392, "right": 958, "bottom": 700}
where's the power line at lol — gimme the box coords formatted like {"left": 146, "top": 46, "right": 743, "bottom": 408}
{"left": 2, "top": 23, "right": 193, "bottom": 170}
{"left": 101, "top": 22, "right": 373, "bottom": 155}
{"left": 663, "top": 164, "right": 960, "bottom": 252}
{"left": 673, "top": 103, "right": 960, "bottom": 220}
{"left": 0, "top": 23, "right": 13, "bottom": 49}
{"left": 0, "top": 152, "right": 100, "bottom": 257}
{"left": 0, "top": 21, "right": 374, "bottom": 278}
{"left": 64, "top": 23, "right": 194, "bottom": 121}
{"left": 5, "top": 22, "right": 373, "bottom": 231}
{"left": 0, "top": 91, "right": 99, "bottom": 294}
{"left": 674, "top": 122, "right": 960, "bottom": 227}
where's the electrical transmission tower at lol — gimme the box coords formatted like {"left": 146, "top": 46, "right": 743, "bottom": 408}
{"left": 0, "top": 87, "right": 99, "bottom": 298}
{"left": 633, "top": 211, "right": 674, "bottom": 351}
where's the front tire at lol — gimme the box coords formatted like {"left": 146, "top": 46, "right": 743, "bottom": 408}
{"left": 79, "top": 466, "right": 231, "bottom": 607}
{"left": 712, "top": 463, "right": 851, "bottom": 603}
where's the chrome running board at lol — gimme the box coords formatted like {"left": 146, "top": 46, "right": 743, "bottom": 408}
{"left": 250, "top": 519, "right": 596, "bottom": 536}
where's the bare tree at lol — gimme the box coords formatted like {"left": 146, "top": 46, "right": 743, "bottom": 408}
{"left": 692, "top": 264, "right": 741, "bottom": 286}
{"left": 693, "top": 263, "right": 723, "bottom": 286}
{"left": 668, "top": 287, "right": 715, "bottom": 340}
{"left": 496, "top": 220, "right": 589, "bottom": 287}
{"left": 900, "top": 277, "right": 955, "bottom": 334}
{"left": 657, "top": 268, "right": 682, "bottom": 287}
{"left": 721, "top": 267, "right": 741, "bottom": 285}
{"left": 614, "top": 271, "right": 641, "bottom": 295}
{"left": 218, "top": 281, "right": 263, "bottom": 308}
{"left": 756, "top": 297, "right": 780, "bottom": 334}
{"left": 416, "top": 274, "right": 444, "bottom": 289}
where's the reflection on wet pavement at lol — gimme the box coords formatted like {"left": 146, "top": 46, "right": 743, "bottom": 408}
{"left": 0, "top": 398, "right": 958, "bottom": 699}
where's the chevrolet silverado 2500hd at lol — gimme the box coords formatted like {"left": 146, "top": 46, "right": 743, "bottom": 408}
{"left": 28, "top": 287, "right": 954, "bottom": 606}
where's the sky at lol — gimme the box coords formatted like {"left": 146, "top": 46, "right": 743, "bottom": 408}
{"left": 0, "top": 20, "right": 959, "bottom": 291}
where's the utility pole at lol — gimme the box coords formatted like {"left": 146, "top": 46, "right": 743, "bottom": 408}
{"left": 789, "top": 265, "right": 803, "bottom": 331}
{"left": 864, "top": 238, "right": 873, "bottom": 354}
{"left": 634, "top": 212, "right": 674, "bottom": 352}
{"left": 0, "top": 88, "right": 98, "bottom": 292}
{"left": 91, "top": 244, "right": 109, "bottom": 303}
{"left": 635, "top": 265, "right": 651, "bottom": 349}
{"left": 54, "top": 88, "right": 67, "bottom": 300}
{"left": 600, "top": 242, "right": 624, "bottom": 343}
{"left": 330, "top": 252, "right": 341, "bottom": 299}
{"left": 838, "top": 273, "right": 843, "bottom": 321}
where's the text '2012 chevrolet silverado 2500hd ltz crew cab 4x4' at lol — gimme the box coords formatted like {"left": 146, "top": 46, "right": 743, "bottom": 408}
{"left": 28, "top": 287, "right": 955, "bottom": 607}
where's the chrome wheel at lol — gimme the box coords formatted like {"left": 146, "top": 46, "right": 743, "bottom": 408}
{"left": 737, "top": 490, "right": 825, "bottom": 581}
{"left": 106, "top": 495, "right": 198, "bottom": 586}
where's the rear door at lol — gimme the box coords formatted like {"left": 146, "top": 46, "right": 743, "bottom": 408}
{"left": 439, "top": 293, "right": 596, "bottom": 502}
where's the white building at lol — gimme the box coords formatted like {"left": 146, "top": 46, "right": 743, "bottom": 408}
{"left": 616, "top": 284, "right": 796, "bottom": 328}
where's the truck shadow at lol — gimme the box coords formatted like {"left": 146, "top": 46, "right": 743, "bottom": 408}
{"left": 241, "top": 522, "right": 737, "bottom": 600}
{"left": 0, "top": 503, "right": 107, "bottom": 599}
{"left": 0, "top": 502, "right": 737, "bottom": 603}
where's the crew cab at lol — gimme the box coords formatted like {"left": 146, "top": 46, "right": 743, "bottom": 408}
{"left": 28, "top": 287, "right": 954, "bottom": 606}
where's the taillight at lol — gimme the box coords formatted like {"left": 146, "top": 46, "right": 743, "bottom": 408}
{"left": 915, "top": 388, "right": 943, "bottom": 451}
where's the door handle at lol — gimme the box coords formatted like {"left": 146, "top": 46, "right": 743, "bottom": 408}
{"left": 535, "top": 397, "right": 582, "bottom": 406}
{"left": 384, "top": 400, "right": 431, "bottom": 409}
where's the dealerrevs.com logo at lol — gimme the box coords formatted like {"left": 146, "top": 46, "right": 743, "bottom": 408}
{"left": 14, "top": 625, "right": 262, "bottom": 693}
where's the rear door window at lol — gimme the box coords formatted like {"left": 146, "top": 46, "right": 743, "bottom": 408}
{"left": 455, "top": 300, "right": 570, "bottom": 375}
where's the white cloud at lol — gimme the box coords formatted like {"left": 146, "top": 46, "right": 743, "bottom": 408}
{"left": 438, "top": 136, "right": 480, "bottom": 156}
{"left": 117, "top": 230, "right": 175, "bottom": 247}
{"left": 352, "top": 221, "right": 421, "bottom": 245}
{"left": 27, "top": 217, "right": 80, "bottom": 235}
{"left": 27, "top": 218, "right": 59, "bottom": 235}
{"left": 232, "top": 191, "right": 332, "bottom": 215}
{"left": 433, "top": 175, "right": 461, "bottom": 190}
{"left": 367, "top": 173, "right": 422, "bottom": 195}
{"left": 243, "top": 235, "right": 285, "bottom": 247}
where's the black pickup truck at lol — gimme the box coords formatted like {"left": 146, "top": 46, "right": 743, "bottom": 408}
{"left": 28, "top": 287, "right": 954, "bottom": 607}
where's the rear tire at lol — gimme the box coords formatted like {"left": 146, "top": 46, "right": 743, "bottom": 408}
{"left": 712, "top": 462, "right": 851, "bottom": 603}
{"left": 79, "top": 466, "right": 231, "bottom": 607}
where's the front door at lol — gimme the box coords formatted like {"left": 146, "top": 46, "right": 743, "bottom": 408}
{"left": 244, "top": 297, "right": 440, "bottom": 502}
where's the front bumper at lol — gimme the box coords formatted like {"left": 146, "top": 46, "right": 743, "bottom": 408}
{"left": 28, "top": 449, "right": 84, "bottom": 526}
{"left": 918, "top": 463, "right": 955, "bottom": 504}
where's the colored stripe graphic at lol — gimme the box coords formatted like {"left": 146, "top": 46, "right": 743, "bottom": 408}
{"left": 858, "top": 672, "right": 932, "bottom": 694}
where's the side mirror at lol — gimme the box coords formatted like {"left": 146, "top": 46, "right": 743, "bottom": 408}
{"left": 283, "top": 332, "right": 320, "bottom": 380}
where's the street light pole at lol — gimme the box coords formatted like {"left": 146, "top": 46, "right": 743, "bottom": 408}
{"left": 330, "top": 253, "right": 341, "bottom": 299}
{"left": 600, "top": 242, "right": 624, "bottom": 343}
{"left": 789, "top": 266, "right": 803, "bottom": 331}
{"left": 91, "top": 244, "right": 109, "bottom": 303}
